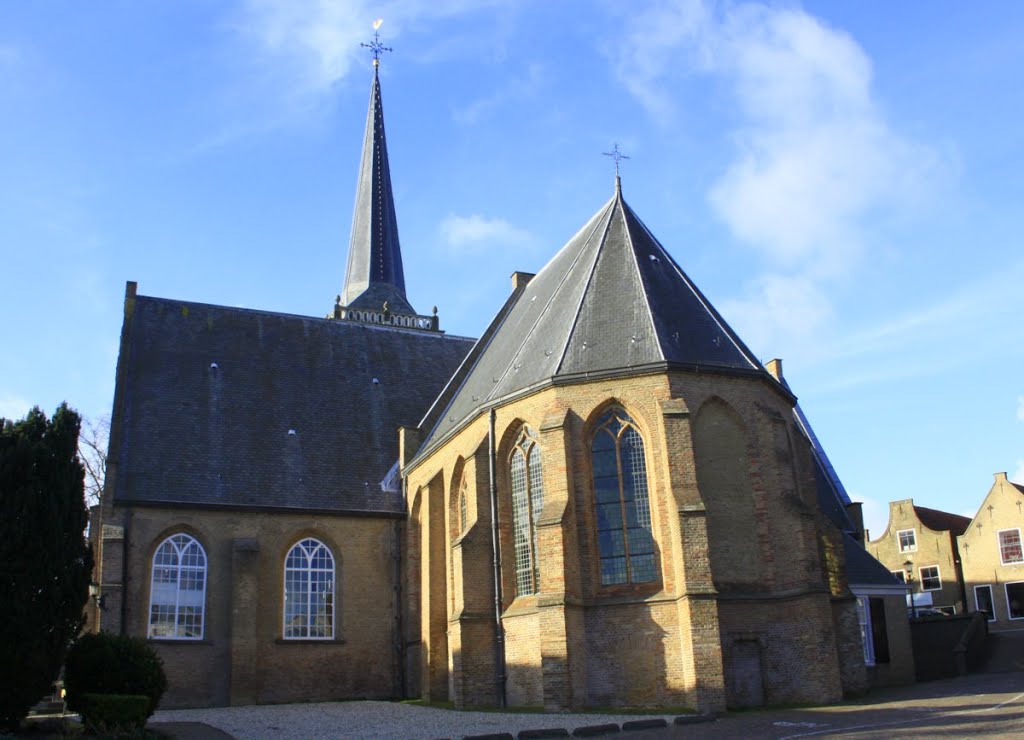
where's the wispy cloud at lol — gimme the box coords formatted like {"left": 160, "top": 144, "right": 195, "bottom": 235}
{"left": 1013, "top": 461, "right": 1024, "bottom": 485}
{"left": 0, "top": 394, "right": 31, "bottom": 421}
{"left": 439, "top": 213, "right": 536, "bottom": 253}
{"left": 236, "top": 0, "right": 497, "bottom": 94}
{"left": 1017, "top": 395, "right": 1024, "bottom": 422}
{"left": 609, "top": 0, "right": 946, "bottom": 358}
{"left": 453, "top": 63, "right": 543, "bottom": 125}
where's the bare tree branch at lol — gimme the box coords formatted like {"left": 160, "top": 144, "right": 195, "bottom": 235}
{"left": 78, "top": 415, "right": 109, "bottom": 508}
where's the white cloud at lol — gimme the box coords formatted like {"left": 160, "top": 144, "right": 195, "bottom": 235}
{"left": 852, "top": 492, "right": 888, "bottom": 541}
{"left": 0, "top": 394, "right": 31, "bottom": 421}
{"left": 439, "top": 213, "right": 535, "bottom": 253}
{"left": 719, "top": 273, "right": 832, "bottom": 357}
{"left": 1012, "top": 461, "right": 1024, "bottom": 485}
{"left": 236, "top": 0, "right": 497, "bottom": 94}
{"left": 609, "top": 1, "right": 945, "bottom": 354}
{"left": 1017, "top": 395, "right": 1024, "bottom": 422}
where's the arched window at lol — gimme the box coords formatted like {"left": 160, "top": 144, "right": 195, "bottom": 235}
{"left": 510, "top": 426, "right": 544, "bottom": 596}
{"left": 148, "top": 533, "right": 207, "bottom": 639}
{"left": 283, "top": 538, "right": 335, "bottom": 639}
{"left": 592, "top": 407, "right": 656, "bottom": 585}
{"left": 458, "top": 475, "right": 469, "bottom": 534}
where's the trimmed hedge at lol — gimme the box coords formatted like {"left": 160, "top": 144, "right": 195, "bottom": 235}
{"left": 64, "top": 633, "right": 166, "bottom": 719}
{"left": 79, "top": 694, "right": 150, "bottom": 734}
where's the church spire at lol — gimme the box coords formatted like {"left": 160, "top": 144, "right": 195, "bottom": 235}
{"left": 340, "top": 24, "right": 413, "bottom": 314}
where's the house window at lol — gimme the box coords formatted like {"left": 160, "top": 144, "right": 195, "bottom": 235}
{"left": 592, "top": 407, "right": 656, "bottom": 586}
{"left": 1006, "top": 582, "right": 1024, "bottom": 620}
{"left": 510, "top": 426, "right": 544, "bottom": 596}
{"left": 897, "top": 529, "right": 917, "bottom": 553}
{"left": 919, "top": 565, "right": 941, "bottom": 591}
{"left": 999, "top": 529, "right": 1023, "bottom": 565}
{"left": 148, "top": 533, "right": 207, "bottom": 639}
{"left": 890, "top": 570, "right": 906, "bottom": 583}
{"left": 855, "top": 596, "right": 891, "bottom": 666}
{"left": 975, "top": 584, "right": 995, "bottom": 621}
{"left": 856, "top": 597, "right": 874, "bottom": 665}
{"left": 283, "top": 538, "right": 334, "bottom": 639}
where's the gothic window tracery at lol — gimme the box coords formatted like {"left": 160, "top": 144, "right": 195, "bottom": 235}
{"left": 148, "top": 533, "right": 207, "bottom": 639}
{"left": 591, "top": 407, "right": 656, "bottom": 585}
{"left": 510, "top": 426, "right": 544, "bottom": 596}
{"left": 283, "top": 538, "right": 335, "bottom": 639}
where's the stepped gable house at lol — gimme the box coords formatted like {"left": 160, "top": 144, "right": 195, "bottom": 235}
{"left": 92, "top": 55, "right": 911, "bottom": 711}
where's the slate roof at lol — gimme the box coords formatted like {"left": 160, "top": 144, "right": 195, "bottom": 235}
{"left": 914, "top": 505, "right": 971, "bottom": 535}
{"left": 341, "top": 67, "right": 413, "bottom": 314}
{"left": 112, "top": 293, "right": 473, "bottom": 514}
{"left": 843, "top": 532, "right": 906, "bottom": 590}
{"left": 418, "top": 180, "right": 766, "bottom": 453}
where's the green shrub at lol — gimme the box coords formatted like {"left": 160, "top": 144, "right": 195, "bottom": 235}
{"left": 79, "top": 694, "right": 150, "bottom": 735}
{"left": 64, "top": 633, "right": 166, "bottom": 719}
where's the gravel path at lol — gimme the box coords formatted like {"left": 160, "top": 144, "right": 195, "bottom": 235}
{"left": 153, "top": 701, "right": 680, "bottom": 739}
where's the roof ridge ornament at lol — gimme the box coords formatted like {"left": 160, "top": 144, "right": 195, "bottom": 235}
{"left": 602, "top": 143, "right": 630, "bottom": 194}
{"left": 361, "top": 19, "right": 392, "bottom": 68}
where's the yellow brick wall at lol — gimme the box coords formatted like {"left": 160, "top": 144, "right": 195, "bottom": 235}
{"left": 405, "top": 368, "right": 855, "bottom": 711}
{"left": 957, "top": 473, "right": 1024, "bottom": 630}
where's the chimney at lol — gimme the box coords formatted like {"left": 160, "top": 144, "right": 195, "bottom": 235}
{"left": 510, "top": 271, "right": 535, "bottom": 291}
{"left": 995, "top": 472, "right": 1008, "bottom": 482}
{"left": 765, "top": 358, "right": 783, "bottom": 380}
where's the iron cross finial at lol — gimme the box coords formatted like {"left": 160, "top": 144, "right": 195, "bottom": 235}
{"left": 602, "top": 143, "right": 630, "bottom": 177}
{"left": 361, "top": 19, "right": 392, "bottom": 67}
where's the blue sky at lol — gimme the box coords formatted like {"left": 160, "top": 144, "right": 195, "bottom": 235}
{"left": 2, "top": 1, "right": 1022, "bottom": 537}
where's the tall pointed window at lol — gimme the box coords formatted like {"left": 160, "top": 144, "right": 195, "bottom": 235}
{"left": 592, "top": 407, "right": 656, "bottom": 585}
{"left": 459, "top": 475, "right": 469, "bottom": 534}
{"left": 510, "top": 426, "right": 544, "bottom": 596}
{"left": 148, "top": 534, "right": 207, "bottom": 639}
{"left": 283, "top": 538, "right": 335, "bottom": 639}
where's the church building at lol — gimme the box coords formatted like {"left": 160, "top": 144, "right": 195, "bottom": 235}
{"left": 92, "top": 52, "right": 911, "bottom": 712}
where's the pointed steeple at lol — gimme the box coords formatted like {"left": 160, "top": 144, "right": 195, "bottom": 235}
{"left": 340, "top": 65, "right": 414, "bottom": 314}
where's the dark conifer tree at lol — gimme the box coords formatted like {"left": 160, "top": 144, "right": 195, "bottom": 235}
{"left": 0, "top": 404, "right": 93, "bottom": 730}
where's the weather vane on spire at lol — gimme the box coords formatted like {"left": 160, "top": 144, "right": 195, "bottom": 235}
{"left": 361, "top": 19, "right": 392, "bottom": 67}
{"left": 602, "top": 143, "right": 630, "bottom": 178}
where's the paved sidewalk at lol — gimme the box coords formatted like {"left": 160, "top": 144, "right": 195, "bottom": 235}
{"left": 152, "top": 671, "right": 1024, "bottom": 740}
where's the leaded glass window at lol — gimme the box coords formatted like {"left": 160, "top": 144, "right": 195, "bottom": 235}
{"left": 283, "top": 538, "right": 335, "bottom": 639}
{"left": 459, "top": 476, "right": 468, "bottom": 534}
{"left": 148, "top": 533, "right": 207, "bottom": 639}
{"left": 592, "top": 407, "right": 657, "bottom": 586}
{"left": 510, "top": 427, "right": 544, "bottom": 596}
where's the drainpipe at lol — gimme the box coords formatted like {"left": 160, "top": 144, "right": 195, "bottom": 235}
{"left": 393, "top": 512, "right": 405, "bottom": 699}
{"left": 488, "top": 408, "right": 507, "bottom": 708}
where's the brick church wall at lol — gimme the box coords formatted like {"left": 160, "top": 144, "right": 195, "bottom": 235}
{"left": 109, "top": 505, "right": 399, "bottom": 708}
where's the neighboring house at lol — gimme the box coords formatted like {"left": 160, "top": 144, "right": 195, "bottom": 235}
{"left": 957, "top": 472, "right": 1024, "bottom": 631}
{"left": 92, "top": 57, "right": 912, "bottom": 713}
{"left": 866, "top": 500, "right": 970, "bottom": 614}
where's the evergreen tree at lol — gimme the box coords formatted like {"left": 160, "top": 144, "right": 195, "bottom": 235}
{"left": 0, "top": 404, "right": 93, "bottom": 731}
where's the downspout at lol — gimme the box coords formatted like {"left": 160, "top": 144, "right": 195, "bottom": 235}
{"left": 393, "top": 511, "right": 405, "bottom": 699}
{"left": 488, "top": 408, "right": 507, "bottom": 707}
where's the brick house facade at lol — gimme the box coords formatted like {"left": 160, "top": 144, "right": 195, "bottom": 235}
{"left": 957, "top": 473, "right": 1024, "bottom": 630}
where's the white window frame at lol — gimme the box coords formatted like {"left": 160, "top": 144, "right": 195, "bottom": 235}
{"left": 998, "top": 528, "right": 1023, "bottom": 565}
{"left": 856, "top": 596, "right": 875, "bottom": 666}
{"left": 283, "top": 538, "right": 335, "bottom": 640}
{"left": 974, "top": 584, "right": 996, "bottom": 622}
{"left": 1006, "top": 581, "right": 1024, "bottom": 620}
{"left": 890, "top": 570, "right": 906, "bottom": 583}
{"left": 148, "top": 533, "right": 207, "bottom": 640}
{"left": 919, "top": 565, "right": 942, "bottom": 592}
{"left": 897, "top": 529, "right": 917, "bottom": 553}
